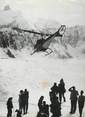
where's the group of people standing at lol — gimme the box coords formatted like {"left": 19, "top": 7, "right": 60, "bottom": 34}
{"left": 37, "top": 79, "right": 85, "bottom": 117}
{"left": 69, "top": 86, "right": 85, "bottom": 117}
{"left": 49, "top": 79, "right": 66, "bottom": 117}
{"left": 6, "top": 79, "right": 85, "bottom": 117}
{"left": 18, "top": 89, "right": 29, "bottom": 114}
{"left": 37, "top": 96, "right": 49, "bottom": 117}
{"left": 50, "top": 79, "right": 66, "bottom": 104}
{"left": 6, "top": 89, "right": 29, "bottom": 117}
{"left": 37, "top": 78, "right": 66, "bottom": 117}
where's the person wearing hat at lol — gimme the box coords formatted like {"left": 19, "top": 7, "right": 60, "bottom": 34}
{"left": 6, "top": 97, "right": 13, "bottom": 117}
{"left": 78, "top": 90, "right": 85, "bottom": 117}
{"left": 69, "top": 86, "right": 78, "bottom": 114}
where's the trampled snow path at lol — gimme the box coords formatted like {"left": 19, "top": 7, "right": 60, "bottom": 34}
{"left": 0, "top": 53, "right": 85, "bottom": 117}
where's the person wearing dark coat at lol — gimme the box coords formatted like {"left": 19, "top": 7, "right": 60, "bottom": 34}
{"left": 78, "top": 90, "right": 85, "bottom": 117}
{"left": 69, "top": 86, "right": 78, "bottom": 114}
{"left": 42, "top": 101, "right": 49, "bottom": 117}
{"left": 7, "top": 97, "right": 13, "bottom": 117}
{"left": 15, "top": 109, "right": 22, "bottom": 117}
{"left": 23, "top": 89, "right": 29, "bottom": 114}
{"left": 37, "top": 96, "right": 44, "bottom": 117}
{"left": 58, "top": 79, "right": 66, "bottom": 104}
{"left": 50, "top": 96, "right": 61, "bottom": 117}
{"left": 51, "top": 82, "right": 59, "bottom": 96}
{"left": 18, "top": 90, "right": 24, "bottom": 114}
{"left": 38, "top": 96, "right": 44, "bottom": 112}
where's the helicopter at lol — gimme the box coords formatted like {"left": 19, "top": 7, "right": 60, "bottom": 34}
{"left": 12, "top": 25, "right": 66, "bottom": 55}
{"left": 31, "top": 25, "right": 66, "bottom": 55}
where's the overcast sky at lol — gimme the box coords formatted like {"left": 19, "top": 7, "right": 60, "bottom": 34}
{"left": 0, "top": 0, "right": 85, "bottom": 26}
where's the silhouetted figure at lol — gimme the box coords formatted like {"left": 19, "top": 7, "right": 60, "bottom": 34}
{"left": 49, "top": 89, "right": 56, "bottom": 103}
{"left": 69, "top": 86, "right": 78, "bottom": 114}
{"left": 51, "top": 82, "right": 59, "bottom": 96}
{"left": 19, "top": 90, "right": 24, "bottom": 114}
{"left": 15, "top": 109, "right": 22, "bottom": 117}
{"left": 45, "top": 104, "right": 49, "bottom": 117}
{"left": 7, "top": 97, "right": 13, "bottom": 117}
{"left": 78, "top": 90, "right": 85, "bottom": 117}
{"left": 42, "top": 101, "right": 49, "bottom": 117}
{"left": 58, "top": 79, "right": 66, "bottom": 104}
{"left": 38, "top": 96, "right": 44, "bottom": 112}
{"left": 23, "top": 89, "right": 29, "bottom": 114}
{"left": 37, "top": 96, "right": 44, "bottom": 117}
{"left": 50, "top": 96, "right": 61, "bottom": 117}
{"left": 37, "top": 100, "right": 49, "bottom": 117}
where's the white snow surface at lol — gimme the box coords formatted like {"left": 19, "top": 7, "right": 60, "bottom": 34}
{"left": 0, "top": 49, "right": 85, "bottom": 117}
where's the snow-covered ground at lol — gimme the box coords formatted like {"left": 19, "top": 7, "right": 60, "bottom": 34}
{"left": 0, "top": 50, "right": 85, "bottom": 117}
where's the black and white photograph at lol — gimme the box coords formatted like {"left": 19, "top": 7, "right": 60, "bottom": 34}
{"left": 0, "top": 0, "right": 85, "bottom": 117}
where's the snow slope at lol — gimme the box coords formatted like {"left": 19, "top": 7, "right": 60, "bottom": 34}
{"left": 0, "top": 53, "right": 85, "bottom": 117}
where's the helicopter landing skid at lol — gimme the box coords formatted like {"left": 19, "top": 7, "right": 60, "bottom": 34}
{"left": 45, "top": 48, "right": 53, "bottom": 56}
{"left": 30, "top": 48, "right": 53, "bottom": 56}
{"left": 30, "top": 49, "right": 37, "bottom": 55}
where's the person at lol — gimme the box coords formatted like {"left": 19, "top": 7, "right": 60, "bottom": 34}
{"left": 78, "top": 90, "right": 85, "bottom": 117}
{"left": 37, "top": 96, "right": 44, "bottom": 117}
{"left": 69, "top": 86, "right": 78, "bottom": 114}
{"left": 58, "top": 79, "right": 66, "bottom": 104}
{"left": 7, "top": 97, "right": 13, "bottom": 117}
{"left": 49, "top": 89, "right": 56, "bottom": 103}
{"left": 38, "top": 96, "right": 44, "bottom": 112}
{"left": 42, "top": 101, "right": 49, "bottom": 117}
{"left": 51, "top": 82, "right": 59, "bottom": 96}
{"left": 15, "top": 109, "right": 22, "bottom": 117}
{"left": 50, "top": 96, "right": 61, "bottom": 117}
{"left": 23, "top": 89, "right": 29, "bottom": 114}
{"left": 18, "top": 90, "right": 24, "bottom": 114}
